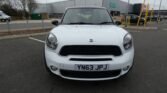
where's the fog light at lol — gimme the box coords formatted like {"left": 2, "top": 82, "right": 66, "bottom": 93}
{"left": 50, "top": 66, "right": 58, "bottom": 71}
{"left": 123, "top": 66, "right": 130, "bottom": 71}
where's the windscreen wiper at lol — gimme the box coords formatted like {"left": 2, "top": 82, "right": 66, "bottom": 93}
{"left": 67, "top": 22, "right": 94, "bottom": 25}
{"left": 98, "top": 22, "right": 113, "bottom": 24}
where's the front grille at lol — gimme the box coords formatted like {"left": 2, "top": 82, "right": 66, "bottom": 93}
{"left": 60, "top": 69, "right": 121, "bottom": 78}
{"left": 59, "top": 45, "right": 122, "bottom": 56}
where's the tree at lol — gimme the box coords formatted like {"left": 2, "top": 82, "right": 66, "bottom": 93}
{"left": 0, "top": 0, "right": 11, "bottom": 9}
{"left": 0, "top": 0, "right": 22, "bottom": 17}
{"left": 20, "top": 0, "right": 37, "bottom": 19}
{"left": 0, "top": 0, "right": 3, "bottom": 7}
{"left": 27, "top": 0, "right": 37, "bottom": 14}
{"left": 0, "top": 0, "right": 37, "bottom": 19}
{"left": 20, "top": 0, "right": 37, "bottom": 14}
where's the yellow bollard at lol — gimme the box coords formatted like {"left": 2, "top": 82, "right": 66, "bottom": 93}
{"left": 150, "top": 8, "right": 154, "bottom": 22}
{"left": 128, "top": 16, "right": 131, "bottom": 26}
{"left": 137, "top": 0, "right": 146, "bottom": 26}
{"left": 144, "top": 3, "right": 149, "bottom": 26}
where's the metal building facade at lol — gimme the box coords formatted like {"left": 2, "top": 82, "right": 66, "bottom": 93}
{"left": 34, "top": 0, "right": 132, "bottom": 14}
{"left": 34, "top": 0, "right": 102, "bottom": 13}
{"left": 75, "top": 0, "right": 102, "bottom": 7}
{"left": 102, "top": 0, "right": 132, "bottom": 13}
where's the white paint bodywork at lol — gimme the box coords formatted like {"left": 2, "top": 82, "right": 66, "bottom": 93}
{"left": 45, "top": 24, "right": 135, "bottom": 81}
{"left": 0, "top": 11, "right": 11, "bottom": 20}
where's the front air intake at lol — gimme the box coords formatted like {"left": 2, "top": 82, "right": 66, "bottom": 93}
{"left": 59, "top": 45, "right": 122, "bottom": 56}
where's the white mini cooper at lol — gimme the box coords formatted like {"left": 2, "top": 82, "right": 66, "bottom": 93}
{"left": 44, "top": 7, "right": 134, "bottom": 81}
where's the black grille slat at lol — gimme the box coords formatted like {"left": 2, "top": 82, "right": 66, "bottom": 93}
{"left": 60, "top": 69, "right": 121, "bottom": 78}
{"left": 70, "top": 58, "right": 112, "bottom": 61}
{"left": 59, "top": 45, "right": 122, "bottom": 56}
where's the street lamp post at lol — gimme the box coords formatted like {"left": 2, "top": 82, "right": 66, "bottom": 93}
{"left": 102, "top": 0, "right": 104, "bottom": 7}
{"left": 127, "top": 0, "right": 130, "bottom": 14}
{"left": 137, "top": 0, "right": 146, "bottom": 26}
{"left": 125, "top": 0, "right": 130, "bottom": 27}
{"left": 157, "top": 0, "right": 163, "bottom": 22}
{"left": 73, "top": 0, "right": 76, "bottom": 6}
{"left": 153, "top": 0, "right": 156, "bottom": 9}
{"left": 152, "top": 0, "right": 156, "bottom": 17}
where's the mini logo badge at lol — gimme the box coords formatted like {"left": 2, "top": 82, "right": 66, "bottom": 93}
{"left": 89, "top": 39, "right": 94, "bottom": 43}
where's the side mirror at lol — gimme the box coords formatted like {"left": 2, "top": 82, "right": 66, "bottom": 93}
{"left": 52, "top": 20, "right": 59, "bottom": 26}
{"left": 115, "top": 21, "right": 122, "bottom": 25}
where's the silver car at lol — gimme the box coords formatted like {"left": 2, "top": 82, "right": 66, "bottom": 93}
{"left": 0, "top": 11, "right": 11, "bottom": 22}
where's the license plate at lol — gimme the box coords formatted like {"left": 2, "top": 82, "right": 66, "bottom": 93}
{"left": 75, "top": 64, "right": 109, "bottom": 71}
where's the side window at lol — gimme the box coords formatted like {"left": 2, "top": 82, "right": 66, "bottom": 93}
{"left": 131, "top": 15, "right": 137, "bottom": 19}
{"left": 130, "top": 15, "right": 133, "bottom": 19}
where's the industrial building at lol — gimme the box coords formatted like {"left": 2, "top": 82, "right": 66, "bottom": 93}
{"left": 33, "top": 0, "right": 132, "bottom": 14}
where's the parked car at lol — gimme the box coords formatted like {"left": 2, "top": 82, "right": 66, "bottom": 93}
{"left": 129, "top": 14, "right": 145, "bottom": 25}
{"left": 146, "top": 16, "right": 152, "bottom": 21}
{"left": 152, "top": 16, "right": 162, "bottom": 21}
{"left": 0, "top": 11, "right": 11, "bottom": 22}
{"left": 44, "top": 7, "right": 135, "bottom": 81}
{"left": 164, "top": 16, "right": 167, "bottom": 19}
{"left": 113, "top": 18, "right": 121, "bottom": 25}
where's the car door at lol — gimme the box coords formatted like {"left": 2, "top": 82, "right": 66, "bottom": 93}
{"left": 133, "top": 15, "right": 139, "bottom": 23}
{"left": 130, "top": 15, "right": 136, "bottom": 23}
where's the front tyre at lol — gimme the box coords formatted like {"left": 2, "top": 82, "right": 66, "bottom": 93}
{"left": 0, "top": 19, "right": 5, "bottom": 22}
{"left": 0, "top": 19, "right": 10, "bottom": 22}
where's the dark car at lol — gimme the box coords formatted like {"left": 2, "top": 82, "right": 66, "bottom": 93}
{"left": 128, "top": 14, "right": 144, "bottom": 25}
{"left": 152, "top": 16, "right": 162, "bottom": 22}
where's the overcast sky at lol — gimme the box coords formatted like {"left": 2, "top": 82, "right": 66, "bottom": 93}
{"left": 36, "top": 0, "right": 167, "bottom": 9}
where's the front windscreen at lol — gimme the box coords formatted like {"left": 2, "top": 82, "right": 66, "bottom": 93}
{"left": 62, "top": 8, "right": 113, "bottom": 25}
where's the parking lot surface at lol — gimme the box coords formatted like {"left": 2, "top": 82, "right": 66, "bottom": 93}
{"left": 0, "top": 19, "right": 59, "bottom": 32}
{"left": 0, "top": 28, "right": 167, "bottom": 93}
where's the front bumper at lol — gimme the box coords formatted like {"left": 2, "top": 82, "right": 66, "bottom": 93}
{"left": 44, "top": 47, "right": 134, "bottom": 81}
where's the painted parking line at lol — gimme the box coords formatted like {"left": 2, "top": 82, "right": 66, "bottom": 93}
{"left": 29, "top": 37, "right": 45, "bottom": 44}
{"left": 129, "top": 31, "right": 141, "bottom": 32}
{"left": 125, "top": 27, "right": 158, "bottom": 30}
{"left": 163, "top": 29, "right": 167, "bottom": 31}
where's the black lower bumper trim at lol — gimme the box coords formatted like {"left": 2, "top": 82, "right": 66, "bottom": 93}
{"left": 60, "top": 69, "right": 121, "bottom": 78}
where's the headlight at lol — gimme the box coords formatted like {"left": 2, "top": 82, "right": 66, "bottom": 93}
{"left": 46, "top": 33, "right": 58, "bottom": 49}
{"left": 123, "top": 33, "right": 132, "bottom": 50}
